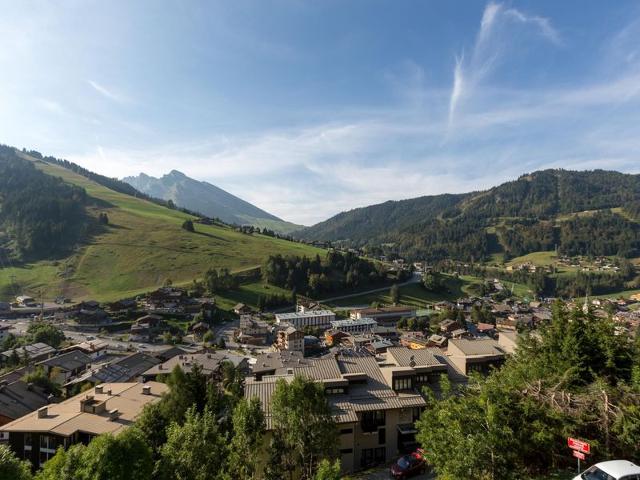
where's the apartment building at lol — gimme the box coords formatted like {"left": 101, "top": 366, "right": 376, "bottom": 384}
{"left": 275, "top": 326, "right": 305, "bottom": 353}
{"left": 275, "top": 310, "right": 336, "bottom": 329}
{"left": 2, "top": 382, "right": 168, "bottom": 469}
{"left": 245, "top": 351, "right": 427, "bottom": 473}
{"left": 350, "top": 306, "right": 415, "bottom": 324}
{"left": 330, "top": 317, "right": 378, "bottom": 334}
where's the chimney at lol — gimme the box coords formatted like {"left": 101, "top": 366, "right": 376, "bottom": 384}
{"left": 27, "top": 382, "right": 33, "bottom": 391}
{"left": 37, "top": 406, "right": 48, "bottom": 418}
{"left": 47, "top": 394, "right": 54, "bottom": 404}
{"left": 142, "top": 385, "right": 151, "bottom": 395}
{"left": 95, "top": 385, "right": 104, "bottom": 394}
{"left": 108, "top": 409, "right": 120, "bottom": 421}
{"left": 107, "top": 389, "right": 112, "bottom": 395}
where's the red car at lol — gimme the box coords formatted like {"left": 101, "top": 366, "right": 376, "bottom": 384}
{"left": 390, "top": 450, "right": 428, "bottom": 479}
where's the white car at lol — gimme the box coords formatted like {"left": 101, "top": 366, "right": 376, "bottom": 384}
{"left": 574, "top": 460, "right": 640, "bottom": 480}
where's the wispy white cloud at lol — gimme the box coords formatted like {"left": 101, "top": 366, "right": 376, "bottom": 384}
{"left": 87, "top": 80, "right": 128, "bottom": 104}
{"left": 448, "top": 2, "right": 561, "bottom": 129}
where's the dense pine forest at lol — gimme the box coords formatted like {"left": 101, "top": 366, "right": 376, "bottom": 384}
{"left": 0, "top": 146, "right": 90, "bottom": 259}
{"left": 263, "top": 250, "right": 403, "bottom": 297}
{"left": 298, "top": 169, "right": 640, "bottom": 262}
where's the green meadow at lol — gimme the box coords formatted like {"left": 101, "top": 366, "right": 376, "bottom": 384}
{"left": 0, "top": 155, "right": 323, "bottom": 303}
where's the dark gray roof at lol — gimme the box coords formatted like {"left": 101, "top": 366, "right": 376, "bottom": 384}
{"left": 37, "top": 351, "right": 93, "bottom": 372}
{"left": 1, "top": 343, "right": 57, "bottom": 360}
{"left": 64, "top": 352, "right": 160, "bottom": 386}
{"left": 0, "top": 380, "right": 51, "bottom": 421}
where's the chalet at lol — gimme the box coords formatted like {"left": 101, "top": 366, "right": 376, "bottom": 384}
{"left": 189, "top": 322, "right": 210, "bottom": 340}
{"left": 1, "top": 343, "right": 57, "bottom": 364}
{"left": 75, "top": 306, "right": 111, "bottom": 326}
{"left": 451, "top": 328, "right": 473, "bottom": 339}
{"left": 60, "top": 340, "right": 108, "bottom": 360}
{"left": 476, "top": 323, "right": 497, "bottom": 337}
{"left": 36, "top": 351, "right": 93, "bottom": 384}
{"left": 439, "top": 319, "right": 459, "bottom": 334}
{"left": 233, "top": 303, "right": 252, "bottom": 315}
{"left": 237, "top": 315, "right": 270, "bottom": 345}
{"left": 63, "top": 352, "right": 161, "bottom": 392}
{"left": 324, "top": 330, "right": 350, "bottom": 347}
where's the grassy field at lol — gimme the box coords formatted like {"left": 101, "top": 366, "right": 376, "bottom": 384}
{"left": 327, "top": 274, "right": 502, "bottom": 308}
{"left": 213, "top": 281, "right": 293, "bottom": 311}
{"left": 507, "top": 251, "right": 557, "bottom": 267}
{"left": 0, "top": 155, "right": 324, "bottom": 303}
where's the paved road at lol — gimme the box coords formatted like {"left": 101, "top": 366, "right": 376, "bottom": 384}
{"left": 319, "top": 272, "right": 422, "bottom": 304}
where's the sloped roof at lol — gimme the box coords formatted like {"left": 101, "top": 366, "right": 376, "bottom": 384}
{"left": 0, "top": 380, "right": 51, "bottom": 421}
{"left": 2, "top": 382, "right": 167, "bottom": 436}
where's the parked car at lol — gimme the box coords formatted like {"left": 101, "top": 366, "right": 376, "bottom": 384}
{"left": 574, "top": 460, "right": 640, "bottom": 480}
{"left": 390, "top": 450, "right": 427, "bottom": 479}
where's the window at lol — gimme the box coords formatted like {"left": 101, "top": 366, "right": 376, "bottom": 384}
{"left": 378, "top": 427, "right": 386, "bottom": 445}
{"left": 326, "top": 387, "right": 345, "bottom": 395}
{"left": 340, "top": 448, "right": 353, "bottom": 455}
{"left": 360, "top": 447, "right": 385, "bottom": 468}
{"left": 340, "top": 428, "right": 353, "bottom": 435}
{"left": 393, "top": 376, "right": 412, "bottom": 391}
{"left": 581, "top": 466, "right": 617, "bottom": 480}
{"left": 24, "top": 433, "right": 32, "bottom": 449}
{"left": 412, "top": 407, "right": 424, "bottom": 422}
{"left": 361, "top": 410, "right": 385, "bottom": 432}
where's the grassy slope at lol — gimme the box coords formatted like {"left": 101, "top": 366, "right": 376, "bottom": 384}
{"left": 0, "top": 156, "right": 323, "bottom": 302}
{"left": 326, "top": 274, "right": 508, "bottom": 308}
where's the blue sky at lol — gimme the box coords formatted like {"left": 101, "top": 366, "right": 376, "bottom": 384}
{"left": 1, "top": 1, "right": 640, "bottom": 225}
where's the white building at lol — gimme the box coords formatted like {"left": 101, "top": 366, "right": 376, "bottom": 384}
{"left": 275, "top": 310, "right": 336, "bottom": 329}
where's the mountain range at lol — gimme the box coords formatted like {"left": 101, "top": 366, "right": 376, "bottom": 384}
{"left": 123, "top": 171, "right": 301, "bottom": 234}
{"left": 296, "top": 169, "right": 640, "bottom": 262}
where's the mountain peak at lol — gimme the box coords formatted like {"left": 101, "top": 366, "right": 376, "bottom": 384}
{"left": 122, "top": 170, "right": 302, "bottom": 234}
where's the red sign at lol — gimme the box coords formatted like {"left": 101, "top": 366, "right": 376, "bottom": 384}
{"left": 573, "top": 450, "right": 586, "bottom": 461}
{"left": 568, "top": 437, "right": 591, "bottom": 454}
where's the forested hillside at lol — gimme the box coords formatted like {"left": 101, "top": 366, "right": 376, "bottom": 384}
{"left": 0, "top": 146, "right": 90, "bottom": 259}
{"left": 298, "top": 169, "right": 640, "bottom": 261}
